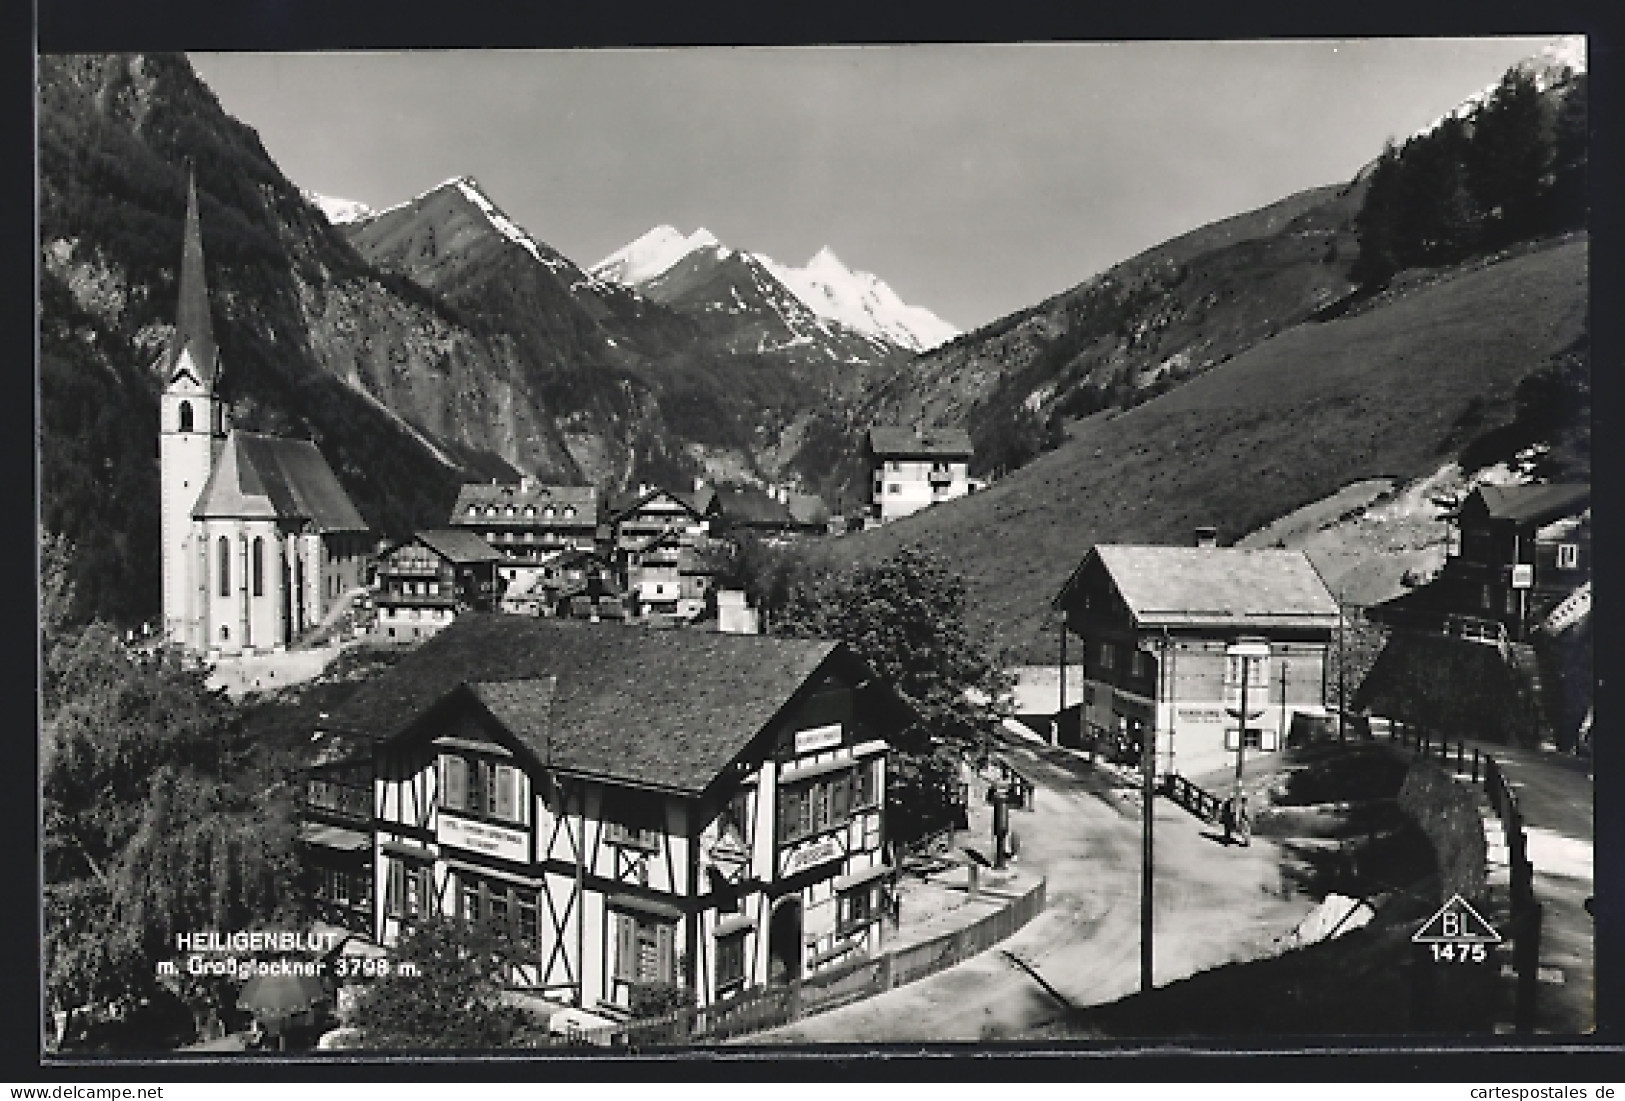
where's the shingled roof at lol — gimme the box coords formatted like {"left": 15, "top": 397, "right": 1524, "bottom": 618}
{"left": 191, "top": 431, "right": 369, "bottom": 532}
{"left": 1057, "top": 545, "right": 1338, "bottom": 629}
{"left": 866, "top": 426, "right": 973, "bottom": 459}
{"left": 413, "top": 528, "right": 502, "bottom": 564}
{"left": 1468, "top": 483, "right": 1590, "bottom": 527}
{"left": 713, "top": 486, "right": 795, "bottom": 527}
{"left": 323, "top": 614, "right": 849, "bottom": 793}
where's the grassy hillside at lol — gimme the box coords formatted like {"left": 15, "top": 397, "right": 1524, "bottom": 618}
{"left": 828, "top": 234, "right": 1587, "bottom": 663}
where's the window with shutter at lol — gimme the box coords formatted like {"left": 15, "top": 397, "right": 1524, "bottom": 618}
{"left": 831, "top": 774, "right": 850, "bottom": 820}
{"left": 495, "top": 764, "right": 516, "bottom": 820}
{"left": 655, "top": 923, "right": 675, "bottom": 985}
{"left": 442, "top": 756, "right": 467, "bottom": 812}
{"left": 615, "top": 913, "right": 638, "bottom": 981}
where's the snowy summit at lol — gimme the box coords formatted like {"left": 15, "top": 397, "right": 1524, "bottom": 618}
{"left": 301, "top": 188, "right": 374, "bottom": 226}
{"left": 592, "top": 228, "right": 958, "bottom": 352}
{"left": 590, "top": 225, "right": 727, "bottom": 286}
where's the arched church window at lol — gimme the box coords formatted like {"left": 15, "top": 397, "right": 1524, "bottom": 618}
{"left": 218, "top": 536, "right": 231, "bottom": 597}
{"left": 252, "top": 537, "right": 264, "bottom": 597}
{"left": 178, "top": 401, "right": 194, "bottom": 432}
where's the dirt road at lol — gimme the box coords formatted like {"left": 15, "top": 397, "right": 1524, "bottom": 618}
{"left": 755, "top": 741, "right": 1317, "bottom": 1043}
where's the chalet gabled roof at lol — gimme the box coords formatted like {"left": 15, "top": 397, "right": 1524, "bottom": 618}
{"left": 1468, "top": 483, "right": 1590, "bottom": 527}
{"left": 155, "top": 172, "right": 221, "bottom": 389}
{"left": 866, "top": 426, "right": 973, "bottom": 460}
{"left": 324, "top": 614, "right": 864, "bottom": 794}
{"left": 414, "top": 528, "right": 502, "bottom": 564}
{"left": 1055, "top": 545, "right": 1337, "bottom": 630}
{"left": 191, "top": 431, "right": 369, "bottom": 532}
{"left": 713, "top": 486, "right": 795, "bottom": 527}
{"left": 607, "top": 486, "right": 705, "bottom": 523}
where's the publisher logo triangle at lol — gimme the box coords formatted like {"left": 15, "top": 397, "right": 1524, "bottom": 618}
{"left": 1412, "top": 893, "right": 1502, "bottom": 944}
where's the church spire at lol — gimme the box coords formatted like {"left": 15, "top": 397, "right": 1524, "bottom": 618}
{"left": 168, "top": 168, "right": 219, "bottom": 387}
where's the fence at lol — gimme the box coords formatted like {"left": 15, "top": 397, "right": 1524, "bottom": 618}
{"left": 1380, "top": 717, "right": 1542, "bottom": 1033}
{"left": 560, "top": 877, "right": 1047, "bottom": 1048}
{"left": 1162, "top": 772, "right": 1224, "bottom": 824}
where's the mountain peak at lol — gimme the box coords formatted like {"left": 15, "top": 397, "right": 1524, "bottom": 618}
{"left": 300, "top": 187, "right": 374, "bottom": 226}
{"left": 590, "top": 225, "right": 723, "bottom": 284}
{"left": 804, "top": 246, "right": 851, "bottom": 276}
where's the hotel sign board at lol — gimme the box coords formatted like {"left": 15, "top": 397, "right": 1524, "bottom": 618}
{"left": 794, "top": 723, "right": 843, "bottom": 755}
{"left": 438, "top": 812, "right": 530, "bottom": 864}
{"left": 781, "top": 834, "right": 843, "bottom": 878}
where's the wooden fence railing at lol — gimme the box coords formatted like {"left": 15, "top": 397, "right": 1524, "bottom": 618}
{"left": 1162, "top": 772, "right": 1224, "bottom": 824}
{"left": 1380, "top": 716, "right": 1542, "bottom": 1033}
{"left": 556, "top": 877, "right": 1048, "bottom": 1048}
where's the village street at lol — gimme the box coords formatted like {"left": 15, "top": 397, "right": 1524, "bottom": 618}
{"left": 755, "top": 740, "right": 1319, "bottom": 1043}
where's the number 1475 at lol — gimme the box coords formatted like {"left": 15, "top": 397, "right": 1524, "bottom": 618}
{"left": 1430, "top": 942, "right": 1487, "bottom": 963}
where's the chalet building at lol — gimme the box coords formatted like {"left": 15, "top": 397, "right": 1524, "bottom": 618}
{"left": 607, "top": 485, "right": 709, "bottom": 555}
{"left": 622, "top": 531, "right": 722, "bottom": 621}
{"left": 865, "top": 427, "right": 973, "bottom": 523}
{"left": 501, "top": 548, "right": 621, "bottom": 618}
{"left": 707, "top": 485, "right": 831, "bottom": 542}
{"left": 159, "top": 174, "right": 370, "bottom": 657}
{"left": 1053, "top": 538, "right": 1338, "bottom": 779}
{"left": 299, "top": 615, "right": 913, "bottom": 1014}
{"left": 450, "top": 479, "right": 598, "bottom": 589}
{"left": 372, "top": 529, "right": 502, "bottom": 644}
{"left": 1369, "top": 483, "right": 1591, "bottom": 642}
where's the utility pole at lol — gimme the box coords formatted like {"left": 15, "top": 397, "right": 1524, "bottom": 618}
{"left": 1226, "top": 638, "right": 1270, "bottom": 844}
{"left": 1141, "top": 693, "right": 1155, "bottom": 994}
{"left": 1336, "top": 589, "right": 1347, "bottom": 742}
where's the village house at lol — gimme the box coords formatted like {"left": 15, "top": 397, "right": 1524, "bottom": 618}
{"left": 705, "top": 484, "right": 831, "bottom": 542}
{"left": 159, "top": 174, "right": 370, "bottom": 657}
{"left": 298, "top": 614, "right": 912, "bottom": 1015}
{"left": 500, "top": 547, "right": 620, "bottom": 618}
{"left": 449, "top": 479, "right": 598, "bottom": 590}
{"left": 1369, "top": 483, "right": 1591, "bottom": 642}
{"left": 1052, "top": 532, "right": 1338, "bottom": 779}
{"left": 372, "top": 529, "right": 502, "bottom": 644}
{"left": 864, "top": 426, "right": 974, "bottom": 524}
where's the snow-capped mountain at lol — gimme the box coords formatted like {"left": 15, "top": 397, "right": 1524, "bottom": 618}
{"left": 300, "top": 188, "right": 374, "bottom": 226}
{"left": 592, "top": 226, "right": 958, "bottom": 352}
{"left": 1410, "top": 35, "right": 1586, "bottom": 141}
{"left": 760, "top": 247, "right": 958, "bottom": 352}
{"left": 592, "top": 226, "right": 728, "bottom": 285}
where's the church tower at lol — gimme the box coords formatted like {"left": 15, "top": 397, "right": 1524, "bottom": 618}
{"left": 159, "top": 172, "right": 229, "bottom": 651}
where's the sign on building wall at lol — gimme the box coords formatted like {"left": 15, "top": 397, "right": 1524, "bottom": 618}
{"left": 794, "top": 723, "right": 843, "bottom": 755}
{"left": 781, "top": 834, "right": 843, "bottom": 878}
{"left": 438, "top": 812, "right": 530, "bottom": 863}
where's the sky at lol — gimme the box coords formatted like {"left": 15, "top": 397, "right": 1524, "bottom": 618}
{"left": 190, "top": 39, "right": 1564, "bottom": 333}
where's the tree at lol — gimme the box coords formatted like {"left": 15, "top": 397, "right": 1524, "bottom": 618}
{"left": 775, "top": 546, "right": 1012, "bottom": 842}
{"left": 1466, "top": 68, "right": 1553, "bottom": 248}
{"left": 347, "top": 917, "right": 534, "bottom": 1050}
{"left": 42, "top": 612, "right": 305, "bottom": 1044}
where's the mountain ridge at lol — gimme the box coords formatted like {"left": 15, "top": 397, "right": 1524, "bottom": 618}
{"left": 592, "top": 224, "right": 958, "bottom": 353}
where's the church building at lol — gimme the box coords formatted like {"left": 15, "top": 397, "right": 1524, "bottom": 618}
{"left": 158, "top": 174, "right": 371, "bottom": 657}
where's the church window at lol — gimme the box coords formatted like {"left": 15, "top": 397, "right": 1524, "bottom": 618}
{"left": 524, "top": 505, "right": 536, "bottom": 518}
{"left": 505, "top": 505, "right": 516, "bottom": 517}
{"left": 218, "top": 536, "right": 231, "bottom": 596}
{"left": 252, "top": 538, "right": 264, "bottom": 597}
{"left": 467, "top": 505, "right": 478, "bottom": 517}
{"left": 563, "top": 506, "right": 575, "bottom": 518}
{"left": 178, "top": 401, "right": 194, "bottom": 432}
{"left": 544, "top": 506, "right": 555, "bottom": 519}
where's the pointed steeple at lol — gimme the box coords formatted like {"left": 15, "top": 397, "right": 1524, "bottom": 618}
{"left": 165, "top": 169, "right": 219, "bottom": 387}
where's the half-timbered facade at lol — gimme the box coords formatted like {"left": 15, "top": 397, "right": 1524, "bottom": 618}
{"left": 302, "top": 614, "right": 913, "bottom": 1014}
{"left": 1053, "top": 542, "right": 1338, "bottom": 779}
